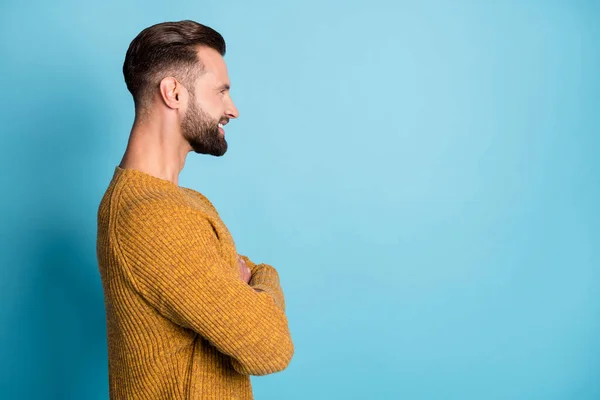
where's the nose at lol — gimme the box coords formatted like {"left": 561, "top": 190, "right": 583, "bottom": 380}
{"left": 225, "top": 97, "right": 239, "bottom": 120}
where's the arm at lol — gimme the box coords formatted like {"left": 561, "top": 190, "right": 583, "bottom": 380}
{"left": 115, "top": 202, "right": 294, "bottom": 376}
{"left": 239, "top": 255, "right": 287, "bottom": 312}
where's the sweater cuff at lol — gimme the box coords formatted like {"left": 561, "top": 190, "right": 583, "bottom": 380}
{"left": 239, "top": 255, "right": 286, "bottom": 311}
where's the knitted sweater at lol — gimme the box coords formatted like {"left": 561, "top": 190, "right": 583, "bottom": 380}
{"left": 96, "top": 166, "right": 293, "bottom": 399}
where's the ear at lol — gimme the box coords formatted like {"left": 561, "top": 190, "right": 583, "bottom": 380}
{"left": 158, "top": 77, "right": 184, "bottom": 109}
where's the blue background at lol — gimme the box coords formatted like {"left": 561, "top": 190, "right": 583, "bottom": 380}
{"left": 1, "top": 1, "right": 598, "bottom": 399}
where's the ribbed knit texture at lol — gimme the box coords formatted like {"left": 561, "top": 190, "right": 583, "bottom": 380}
{"left": 96, "top": 166, "right": 294, "bottom": 399}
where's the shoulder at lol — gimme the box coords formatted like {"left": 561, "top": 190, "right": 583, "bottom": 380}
{"left": 181, "top": 187, "right": 220, "bottom": 215}
{"left": 114, "top": 185, "right": 220, "bottom": 244}
{"left": 112, "top": 183, "right": 204, "bottom": 234}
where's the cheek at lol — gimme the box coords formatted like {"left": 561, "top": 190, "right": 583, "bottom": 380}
{"left": 205, "top": 97, "right": 225, "bottom": 119}
{"left": 193, "top": 89, "right": 221, "bottom": 118}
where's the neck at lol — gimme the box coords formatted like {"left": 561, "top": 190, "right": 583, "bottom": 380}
{"left": 119, "top": 114, "right": 191, "bottom": 186}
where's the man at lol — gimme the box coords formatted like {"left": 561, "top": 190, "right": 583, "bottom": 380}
{"left": 96, "top": 20, "right": 294, "bottom": 399}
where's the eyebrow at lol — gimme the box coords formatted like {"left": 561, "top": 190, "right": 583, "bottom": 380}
{"left": 217, "top": 83, "right": 231, "bottom": 91}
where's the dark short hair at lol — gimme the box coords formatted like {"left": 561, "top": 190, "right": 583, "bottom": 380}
{"left": 123, "top": 20, "right": 226, "bottom": 108}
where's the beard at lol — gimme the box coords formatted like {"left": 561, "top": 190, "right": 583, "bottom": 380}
{"left": 181, "top": 100, "right": 228, "bottom": 156}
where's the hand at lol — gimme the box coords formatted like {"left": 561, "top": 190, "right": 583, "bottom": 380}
{"left": 237, "top": 255, "right": 252, "bottom": 284}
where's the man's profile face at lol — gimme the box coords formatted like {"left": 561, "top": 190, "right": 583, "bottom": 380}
{"left": 181, "top": 47, "right": 239, "bottom": 156}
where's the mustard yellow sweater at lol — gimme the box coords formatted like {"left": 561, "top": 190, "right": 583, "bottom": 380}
{"left": 96, "top": 166, "right": 294, "bottom": 399}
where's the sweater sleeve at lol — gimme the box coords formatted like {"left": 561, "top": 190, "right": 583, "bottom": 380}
{"left": 115, "top": 201, "right": 294, "bottom": 376}
{"left": 239, "top": 255, "right": 287, "bottom": 312}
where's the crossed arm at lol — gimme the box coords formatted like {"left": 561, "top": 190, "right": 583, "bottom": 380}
{"left": 116, "top": 204, "right": 293, "bottom": 375}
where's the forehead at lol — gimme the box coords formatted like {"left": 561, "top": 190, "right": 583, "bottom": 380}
{"left": 195, "top": 46, "right": 229, "bottom": 84}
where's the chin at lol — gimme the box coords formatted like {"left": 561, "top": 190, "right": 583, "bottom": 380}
{"left": 192, "top": 144, "right": 228, "bottom": 156}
